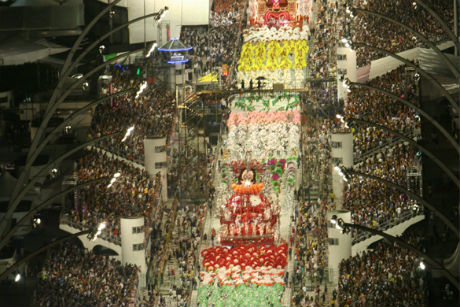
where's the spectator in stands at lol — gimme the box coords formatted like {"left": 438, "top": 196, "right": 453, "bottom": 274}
{"left": 338, "top": 232, "right": 426, "bottom": 307}
{"left": 34, "top": 242, "right": 140, "bottom": 307}
{"left": 350, "top": 0, "right": 453, "bottom": 67}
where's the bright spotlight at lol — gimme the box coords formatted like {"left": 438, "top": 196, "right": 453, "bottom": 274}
{"left": 14, "top": 273, "right": 21, "bottom": 282}
{"left": 98, "top": 221, "right": 107, "bottom": 231}
{"left": 122, "top": 125, "right": 135, "bottom": 142}
{"left": 419, "top": 261, "right": 425, "bottom": 270}
{"left": 146, "top": 42, "right": 158, "bottom": 58}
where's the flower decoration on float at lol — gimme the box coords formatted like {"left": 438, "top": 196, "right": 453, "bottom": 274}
{"left": 267, "top": 157, "right": 285, "bottom": 194}
{"left": 285, "top": 156, "right": 297, "bottom": 188}
{"left": 237, "top": 40, "right": 309, "bottom": 72}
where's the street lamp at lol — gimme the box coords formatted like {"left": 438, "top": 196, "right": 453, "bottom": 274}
{"left": 330, "top": 215, "right": 459, "bottom": 290}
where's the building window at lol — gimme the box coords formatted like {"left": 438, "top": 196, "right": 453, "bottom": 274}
{"left": 331, "top": 141, "right": 342, "bottom": 148}
{"left": 133, "top": 243, "right": 144, "bottom": 251}
{"left": 132, "top": 226, "right": 143, "bottom": 234}
{"left": 155, "top": 145, "right": 166, "bottom": 153}
{"left": 155, "top": 162, "right": 167, "bottom": 169}
{"left": 337, "top": 54, "right": 347, "bottom": 61}
{"left": 338, "top": 68, "right": 347, "bottom": 75}
{"left": 332, "top": 157, "right": 343, "bottom": 165}
{"left": 328, "top": 238, "right": 339, "bottom": 245}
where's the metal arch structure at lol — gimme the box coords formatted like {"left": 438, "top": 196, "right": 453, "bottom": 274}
{"left": 346, "top": 81, "right": 460, "bottom": 154}
{"left": 332, "top": 216, "right": 460, "bottom": 290}
{"left": 352, "top": 7, "right": 459, "bottom": 79}
{"left": 0, "top": 4, "right": 168, "bottom": 241}
{"left": 0, "top": 132, "right": 122, "bottom": 248}
{"left": 350, "top": 42, "right": 459, "bottom": 113}
{"left": 341, "top": 168, "right": 459, "bottom": 239}
{"left": 346, "top": 117, "right": 460, "bottom": 189}
{"left": 0, "top": 178, "right": 110, "bottom": 252}
{"left": 413, "top": 0, "right": 459, "bottom": 51}
{"left": 0, "top": 229, "right": 94, "bottom": 282}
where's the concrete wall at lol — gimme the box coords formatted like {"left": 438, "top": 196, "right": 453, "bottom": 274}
{"left": 368, "top": 41, "right": 454, "bottom": 80}
{"left": 327, "top": 210, "right": 352, "bottom": 284}
{"left": 336, "top": 46, "right": 357, "bottom": 82}
{"left": 351, "top": 214, "right": 425, "bottom": 256}
{"left": 330, "top": 133, "right": 352, "bottom": 206}
{"left": 120, "top": 216, "right": 147, "bottom": 288}
{"left": 330, "top": 133, "right": 353, "bottom": 167}
{"left": 59, "top": 223, "right": 122, "bottom": 261}
{"left": 144, "top": 137, "right": 167, "bottom": 200}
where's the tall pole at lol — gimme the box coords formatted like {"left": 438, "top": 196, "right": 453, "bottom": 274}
{"left": 455, "top": 0, "right": 459, "bottom": 56}
{"left": 144, "top": 0, "right": 147, "bottom": 55}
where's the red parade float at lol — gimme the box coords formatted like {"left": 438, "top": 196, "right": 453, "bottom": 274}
{"left": 219, "top": 169, "right": 280, "bottom": 246}
{"left": 201, "top": 242, "right": 288, "bottom": 271}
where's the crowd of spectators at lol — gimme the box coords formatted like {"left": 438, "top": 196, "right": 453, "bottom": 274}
{"left": 351, "top": 0, "right": 454, "bottom": 66}
{"left": 308, "top": 0, "right": 347, "bottom": 79}
{"left": 34, "top": 242, "right": 140, "bottom": 307}
{"left": 338, "top": 231, "right": 427, "bottom": 307}
{"left": 344, "top": 66, "right": 419, "bottom": 155}
{"left": 168, "top": 145, "right": 211, "bottom": 198}
{"left": 91, "top": 67, "right": 176, "bottom": 164}
{"left": 291, "top": 94, "right": 339, "bottom": 306}
{"left": 338, "top": 65, "right": 422, "bottom": 240}
{"left": 343, "top": 142, "right": 422, "bottom": 240}
{"left": 141, "top": 201, "right": 208, "bottom": 307}
{"left": 162, "top": 203, "right": 206, "bottom": 305}
{"left": 292, "top": 200, "right": 331, "bottom": 307}
{"left": 181, "top": 0, "right": 244, "bottom": 80}
{"left": 70, "top": 148, "right": 162, "bottom": 237}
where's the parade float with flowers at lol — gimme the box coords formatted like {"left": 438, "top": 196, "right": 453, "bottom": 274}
{"left": 238, "top": 0, "right": 312, "bottom": 89}
{"left": 197, "top": 1, "right": 310, "bottom": 306}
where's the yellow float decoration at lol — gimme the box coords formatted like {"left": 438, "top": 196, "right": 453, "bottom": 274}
{"left": 237, "top": 40, "right": 309, "bottom": 72}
